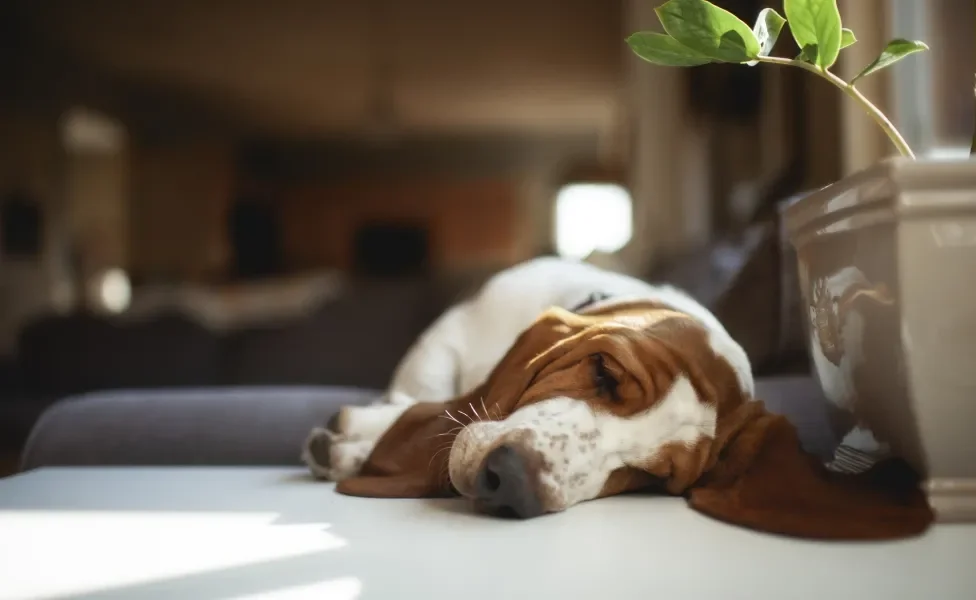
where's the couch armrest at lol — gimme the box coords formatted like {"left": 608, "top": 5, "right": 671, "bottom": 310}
{"left": 20, "top": 386, "right": 379, "bottom": 471}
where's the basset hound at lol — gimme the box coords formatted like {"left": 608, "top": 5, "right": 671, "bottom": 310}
{"left": 304, "top": 258, "right": 932, "bottom": 540}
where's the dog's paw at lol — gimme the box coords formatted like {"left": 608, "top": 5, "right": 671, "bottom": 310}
{"left": 302, "top": 426, "right": 373, "bottom": 482}
{"left": 303, "top": 402, "right": 410, "bottom": 481}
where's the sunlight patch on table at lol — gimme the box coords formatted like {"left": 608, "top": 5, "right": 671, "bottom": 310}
{"left": 0, "top": 511, "right": 346, "bottom": 600}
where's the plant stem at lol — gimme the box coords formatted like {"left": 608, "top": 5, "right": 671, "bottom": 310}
{"left": 756, "top": 56, "right": 916, "bottom": 159}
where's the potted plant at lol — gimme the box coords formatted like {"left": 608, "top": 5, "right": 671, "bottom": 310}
{"left": 628, "top": 0, "right": 976, "bottom": 522}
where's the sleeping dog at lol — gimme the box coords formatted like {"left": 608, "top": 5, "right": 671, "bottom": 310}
{"left": 304, "top": 258, "right": 932, "bottom": 540}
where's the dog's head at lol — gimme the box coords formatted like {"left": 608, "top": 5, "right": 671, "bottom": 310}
{"left": 338, "top": 303, "right": 932, "bottom": 540}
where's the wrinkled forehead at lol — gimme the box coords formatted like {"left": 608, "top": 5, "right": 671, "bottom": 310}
{"left": 600, "top": 305, "right": 753, "bottom": 398}
{"left": 516, "top": 307, "right": 750, "bottom": 414}
{"left": 604, "top": 309, "right": 689, "bottom": 332}
{"left": 563, "top": 308, "right": 719, "bottom": 371}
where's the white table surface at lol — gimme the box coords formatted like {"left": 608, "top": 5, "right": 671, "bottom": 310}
{"left": 0, "top": 467, "right": 973, "bottom": 600}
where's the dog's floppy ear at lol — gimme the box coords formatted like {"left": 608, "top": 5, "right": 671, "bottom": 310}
{"left": 688, "top": 407, "right": 934, "bottom": 540}
{"left": 335, "top": 398, "right": 469, "bottom": 498}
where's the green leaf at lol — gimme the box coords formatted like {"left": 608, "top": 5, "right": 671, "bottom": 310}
{"left": 840, "top": 28, "right": 856, "bottom": 49}
{"left": 626, "top": 32, "right": 713, "bottom": 67}
{"left": 795, "top": 33, "right": 847, "bottom": 62}
{"left": 784, "top": 0, "right": 843, "bottom": 69}
{"left": 796, "top": 43, "right": 818, "bottom": 63}
{"left": 852, "top": 39, "right": 929, "bottom": 82}
{"left": 745, "top": 8, "right": 786, "bottom": 66}
{"left": 655, "top": 0, "right": 761, "bottom": 63}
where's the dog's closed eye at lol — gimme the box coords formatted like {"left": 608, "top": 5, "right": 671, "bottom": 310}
{"left": 590, "top": 353, "right": 621, "bottom": 402}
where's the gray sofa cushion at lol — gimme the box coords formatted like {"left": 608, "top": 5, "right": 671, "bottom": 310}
{"left": 225, "top": 280, "right": 435, "bottom": 389}
{"left": 19, "top": 386, "right": 379, "bottom": 470}
{"left": 19, "top": 377, "right": 837, "bottom": 472}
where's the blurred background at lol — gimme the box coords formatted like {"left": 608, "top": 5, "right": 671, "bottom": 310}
{"left": 0, "top": 0, "right": 972, "bottom": 468}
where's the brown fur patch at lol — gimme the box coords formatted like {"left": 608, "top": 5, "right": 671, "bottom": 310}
{"left": 688, "top": 408, "right": 933, "bottom": 540}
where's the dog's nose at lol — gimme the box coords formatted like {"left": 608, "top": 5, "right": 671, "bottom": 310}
{"left": 474, "top": 444, "right": 544, "bottom": 519}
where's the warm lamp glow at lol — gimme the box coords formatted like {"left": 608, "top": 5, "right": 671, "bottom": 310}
{"left": 95, "top": 268, "right": 132, "bottom": 313}
{"left": 554, "top": 183, "right": 633, "bottom": 259}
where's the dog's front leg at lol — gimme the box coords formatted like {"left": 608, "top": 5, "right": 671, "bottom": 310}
{"left": 303, "top": 403, "right": 413, "bottom": 481}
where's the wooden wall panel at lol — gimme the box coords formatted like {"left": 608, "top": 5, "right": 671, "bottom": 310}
{"left": 128, "top": 139, "right": 234, "bottom": 281}
{"left": 280, "top": 177, "right": 521, "bottom": 271}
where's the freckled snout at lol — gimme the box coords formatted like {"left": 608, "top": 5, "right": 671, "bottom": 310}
{"left": 473, "top": 444, "right": 545, "bottom": 519}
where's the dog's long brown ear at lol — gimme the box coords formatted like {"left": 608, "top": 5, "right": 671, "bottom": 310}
{"left": 335, "top": 396, "right": 474, "bottom": 499}
{"left": 688, "top": 407, "right": 934, "bottom": 540}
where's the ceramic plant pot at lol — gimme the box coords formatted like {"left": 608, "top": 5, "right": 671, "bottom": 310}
{"left": 784, "top": 157, "right": 976, "bottom": 522}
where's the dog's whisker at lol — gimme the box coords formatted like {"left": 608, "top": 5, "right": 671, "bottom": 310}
{"left": 427, "top": 442, "right": 456, "bottom": 473}
{"left": 442, "top": 411, "right": 464, "bottom": 426}
{"left": 480, "top": 397, "right": 490, "bottom": 421}
{"left": 431, "top": 426, "right": 463, "bottom": 439}
{"left": 468, "top": 402, "right": 480, "bottom": 422}
{"left": 427, "top": 442, "right": 450, "bottom": 467}
{"left": 457, "top": 409, "right": 473, "bottom": 422}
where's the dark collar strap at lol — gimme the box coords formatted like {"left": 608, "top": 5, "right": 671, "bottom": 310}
{"left": 570, "top": 291, "right": 613, "bottom": 313}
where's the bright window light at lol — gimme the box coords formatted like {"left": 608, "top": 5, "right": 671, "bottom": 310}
{"left": 554, "top": 182, "right": 633, "bottom": 259}
{"left": 925, "top": 146, "right": 972, "bottom": 161}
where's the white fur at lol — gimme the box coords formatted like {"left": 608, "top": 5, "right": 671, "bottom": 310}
{"left": 309, "top": 257, "right": 754, "bottom": 494}
{"left": 302, "top": 427, "right": 376, "bottom": 481}
{"left": 448, "top": 376, "right": 715, "bottom": 511}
